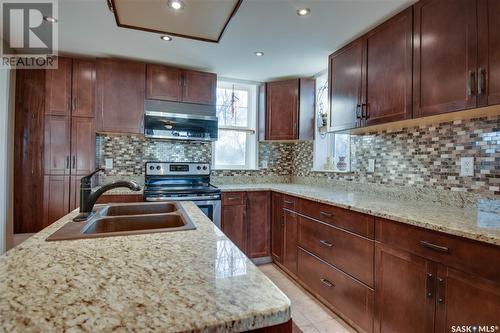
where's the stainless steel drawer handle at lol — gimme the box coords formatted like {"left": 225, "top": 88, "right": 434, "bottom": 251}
{"left": 420, "top": 240, "right": 449, "bottom": 253}
{"left": 320, "top": 240, "right": 334, "bottom": 247}
{"left": 284, "top": 200, "right": 294, "bottom": 205}
{"left": 320, "top": 211, "right": 333, "bottom": 218}
{"left": 320, "top": 278, "right": 334, "bottom": 288}
{"left": 227, "top": 197, "right": 240, "bottom": 201}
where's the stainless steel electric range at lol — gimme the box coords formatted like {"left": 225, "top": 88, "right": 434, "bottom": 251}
{"left": 143, "top": 162, "right": 221, "bottom": 227}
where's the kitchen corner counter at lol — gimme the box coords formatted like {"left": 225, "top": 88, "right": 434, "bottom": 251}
{"left": 0, "top": 202, "right": 290, "bottom": 332}
{"left": 217, "top": 183, "right": 500, "bottom": 247}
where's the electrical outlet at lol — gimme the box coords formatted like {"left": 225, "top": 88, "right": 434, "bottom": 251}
{"left": 368, "top": 159, "right": 375, "bottom": 173}
{"left": 460, "top": 157, "right": 474, "bottom": 177}
{"left": 105, "top": 158, "right": 113, "bottom": 170}
{"left": 261, "top": 160, "right": 268, "bottom": 169}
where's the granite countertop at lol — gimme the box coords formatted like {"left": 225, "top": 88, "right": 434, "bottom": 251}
{"left": 0, "top": 202, "right": 291, "bottom": 332}
{"left": 217, "top": 183, "right": 500, "bottom": 246}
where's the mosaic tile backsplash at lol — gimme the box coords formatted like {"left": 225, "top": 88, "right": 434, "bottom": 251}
{"left": 96, "top": 115, "right": 500, "bottom": 195}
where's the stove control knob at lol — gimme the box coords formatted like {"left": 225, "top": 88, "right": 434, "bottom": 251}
{"left": 149, "top": 166, "right": 154, "bottom": 170}
{"left": 156, "top": 166, "right": 161, "bottom": 170}
{"left": 197, "top": 166, "right": 201, "bottom": 170}
{"left": 202, "top": 166, "right": 207, "bottom": 170}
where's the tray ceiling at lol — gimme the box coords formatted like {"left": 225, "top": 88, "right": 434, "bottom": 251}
{"left": 110, "top": 0, "right": 242, "bottom": 43}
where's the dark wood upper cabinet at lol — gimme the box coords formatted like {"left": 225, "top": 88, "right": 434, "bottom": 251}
{"left": 265, "top": 78, "right": 314, "bottom": 140}
{"left": 246, "top": 191, "right": 271, "bottom": 258}
{"left": 363, "top": 8, "right": 413, "bottom": 126}
{"left": 146, "top": 64, "right": 183, "bottom": 102}
{"left": 478, "top": 0, "right": 500, "bottom": 107}
{"left": 329, "top": 40, "right": 364, "bottom": 131}
{"left": 44, "top": 115, "right": 71, "bottom": 176}
{"left": 146, "top": 65, "right": 217, "bottom": 105}
{"left": 271, "top": 192, "right": 284, "bottom": 263}
{"left": 413, "top": 0, "right": 478, "bottom": 117}
{"left": 182, "top": 70, "right": 217, "bottom": 105}
{"left": 71, "top": 117, "right": 95, "bottom": 176}
{"left": 96, "top": 59, "right": 145, "bottom": 134}
{"left": 72, "top": 59, "right": 96, "bottom": 118}
{"left": 374, "top": 243, "right": 436, "bottom": 333}
{"left": 45, "top": 57, "right": 72, "bottom": 116}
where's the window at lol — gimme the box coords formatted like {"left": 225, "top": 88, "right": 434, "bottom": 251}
{"left": 313, "top": 73, "right": 351, "bottom": 172}
{"left": 213, "top": 81, "right": 258, "bottom": 170}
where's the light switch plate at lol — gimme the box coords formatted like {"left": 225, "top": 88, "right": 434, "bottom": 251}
{"left": 460, "top": 157, "right": 474, "bottom": 177}
{"left": 368, "top": 159, "right": 375, "bottom": 173}
{"left": 105, "top": 158, "right": 113, "bottom": 170}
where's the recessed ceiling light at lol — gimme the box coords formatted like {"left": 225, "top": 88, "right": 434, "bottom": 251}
{"left": 254, "top": 52, "right": 264, "bottom": 57}
{"left": 161, "top": 35, "right": 173, "bottom": 41}
{"left": 297, "top": 8, "right": 311, "bottom": 16}
{"left": 168, "top": 0, "right": 184, "bottom": 10}
{"left": 43, "top": 16, "right": 58, "bottom": 23}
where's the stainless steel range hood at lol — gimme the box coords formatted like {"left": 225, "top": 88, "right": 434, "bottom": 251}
{"left": 144, "top": 100, "right": 218, "bottom": 141}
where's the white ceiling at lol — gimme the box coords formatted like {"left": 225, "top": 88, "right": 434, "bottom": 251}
{"left": 59, "top": 0, "right": 414, "bottom": 82}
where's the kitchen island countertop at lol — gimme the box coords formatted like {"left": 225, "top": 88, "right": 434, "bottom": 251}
{"left": 0, "top": 202, "right": 290, "bottom": 332}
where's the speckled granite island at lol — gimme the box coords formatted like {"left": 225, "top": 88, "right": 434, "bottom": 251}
{"left": 0, "top": 202, "right": 291, "bottom": 333}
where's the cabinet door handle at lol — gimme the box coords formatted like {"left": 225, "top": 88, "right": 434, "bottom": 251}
{"left": 66, "top": 156, "right": 70, "bottom": 169}
{"left": 227, "top": 197, "right": 240, "bottom": 201}
{"left": 426, "top": 272, "right": 434, "bottom": 298}
{"left": 72, "top": 96, "right": 77, "bottom": 112}
{"left": 437, "top": 277, "right": 445, "bottom": 304}
{"left": 478, "top": 68, "right": 486, "bottom": 95}
{"left": 320, "top": 240, "right": 333, "bottom": 247}
{"left": 72, "top": 156, "right": 76, "bottom": 169}
{"left": 356, "top": 104, "right": 362, "bottom": 119}
{"left": 284, "top": 200, "right": 294, "bottom": 205}
{"left": 467, "top": 70, "right": 476, "bottom": 96}
{"left": 361, "top": 103, "right": 368, "bottom": 119}
{"left": 320, "top": 278, "right": 334, "bottom": 288}
{"left": 320, "top": 211, "right": 332, "bottom": 218}
{"left": 420, "top": 240, "right": 449, "bottom": 253}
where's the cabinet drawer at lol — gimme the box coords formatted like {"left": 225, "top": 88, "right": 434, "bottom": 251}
{"left": 222, "top": 192, "right": 247, "bottom": 206}
{"left": 282, "top": 195, "right": 298, "bottom": 211}
{"left": 376, "top": 217, "right": 500, "bottom": 283}
{"left": 297, "top": 248, "right": 374, "bottom": 333}
{"left": 298, "top": 199, "right": 375, "bottom": 238}
{"left": 298, "top": 216, "right": 374, "bottom": 287}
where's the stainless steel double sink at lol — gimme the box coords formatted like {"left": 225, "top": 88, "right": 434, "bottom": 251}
{"left": 46, "top": 202, "right": 196, "bottom": 241}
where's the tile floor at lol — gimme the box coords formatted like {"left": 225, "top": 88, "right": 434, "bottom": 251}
{"left": 259, "top": 264, "right": 356, "bottom": 333}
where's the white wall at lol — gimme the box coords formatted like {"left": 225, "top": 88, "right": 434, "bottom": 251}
{"left": 0, "top": 68, "right": 11, "bottom": 254}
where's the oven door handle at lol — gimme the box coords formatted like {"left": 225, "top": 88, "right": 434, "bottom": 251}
{"left": 146, "top": 195, "right": 221, "bottom": 201}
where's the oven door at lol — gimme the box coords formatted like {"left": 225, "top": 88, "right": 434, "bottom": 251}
{"left": 145, "top": 195, "right": 221, "bottom": 228}
{"left": 192, "top": 200, "right": 221, "bottom": 229}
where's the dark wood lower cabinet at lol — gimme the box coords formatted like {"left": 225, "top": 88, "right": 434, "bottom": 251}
{"left": 283, "top": 209, "right": 298, "bottom": 275}
{"left": 95, "top": 194, "right": 144, "bottom": 204}
{"left": 246, "top": 191, "right": 271, "bottom": 258}
{"left": 298, "top": 248, "right": 374, "bottom": 333}
{"left": 221, "top": 193, "right": 247, "bottom": 253}
{"left": 434, "top": 266, "right": 500, "bottom": 333}
{"left": 221, "top": 192, "right": 272, "bottom": 258}
{"left": 271, "top": 192, "right": 284, "bottom": 263}
{"left": 374, "top": 243, "right": 436, "bottom": 333}
{"left": 43, "top": 176, "right": 70, "bottom": 228}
